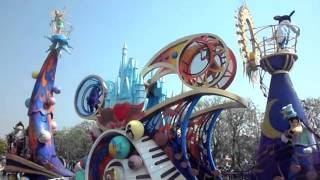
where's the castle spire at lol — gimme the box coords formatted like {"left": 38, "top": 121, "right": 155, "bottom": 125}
{"left": 123, "top": 41, "right": 127, "bottom": 50}
{"left": 120, "top": 41, "right": 128, "bottom": 77}
{"left": 122, "top": 41, "right": 128, "bottom": 64}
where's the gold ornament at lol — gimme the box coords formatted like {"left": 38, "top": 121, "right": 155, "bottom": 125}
{"left": 236, "top": 6, "right": 259, "bottom": 81}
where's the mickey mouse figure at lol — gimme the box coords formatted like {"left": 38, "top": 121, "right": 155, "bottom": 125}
{"left": 280, "top": 104, "right": 317, "bottom": 179}
{"left": 274, "top": 11, "right": 300, "bottom": 50}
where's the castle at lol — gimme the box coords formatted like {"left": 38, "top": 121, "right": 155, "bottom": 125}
{"left": 104, "top": 42, "right": 166, "bottom": 108}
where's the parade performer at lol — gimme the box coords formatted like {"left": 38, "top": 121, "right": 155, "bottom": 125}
{"left": 280, "top": 104, "right": 317, "bottom": 179}
{"left": 274, "top": 11, "right": 300, "bottom": 49}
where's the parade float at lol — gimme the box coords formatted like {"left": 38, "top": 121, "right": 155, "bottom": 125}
{"left": 74, "top": 32, "right": 247, "bottom": 180}
{"left": 4, "top": 10, "right": 73, "bottom": 179}
{"left": 73, "top": 5, "right": 320, "bottom": 180}
{"left": 3, "top": 4, "right": 320, "bottom": 180}
{"left": 236, "top": 5, "right": 320, "bottom": 180}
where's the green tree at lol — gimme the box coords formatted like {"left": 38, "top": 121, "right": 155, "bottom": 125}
{"left": 54, "top": 121, "right": 95, "bottom": 166}
{"left": 195, "top": 97, "right": 262, "bottom": 171}
{"left": 195, "top": 97, "right": 320, "bottom": 173}
{"left": 302, "top": 98, "right": 320, "bottom": 134}
{"left": 0, "top": 138, "right": 6, "bottom": 156}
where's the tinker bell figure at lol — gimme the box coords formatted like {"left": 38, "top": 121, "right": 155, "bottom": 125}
{"left": 47, "top": 9, "right": 73, "bottom": 54}
{"left": 50, "top": 9, "right": 72, "bottom": 36}
{"left": 51, "top": 10, "right": 64, "bottom": 34}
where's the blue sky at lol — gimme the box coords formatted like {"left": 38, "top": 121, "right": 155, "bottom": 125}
{"left": 0, "top": 0, "right": 319, "bottom": 137}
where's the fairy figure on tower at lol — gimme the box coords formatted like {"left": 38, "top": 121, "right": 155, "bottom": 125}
{"left": 51, "top": 10, "right": 65, "bottom": 34}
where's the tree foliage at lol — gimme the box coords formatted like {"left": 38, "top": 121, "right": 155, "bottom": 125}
{"left": 302, "top": 97, "right": 320, "bottom": 135}
{"left": 195, "top": 97, "right": 262, "bottom": 172}
{"left": 0, "top": 138, "right": 6, "bottom": 156}
{"left": 54, "top": 121, "right": 95, "bottom": 166}
{"left": 195, "top": 97, "right": 320, "bottom": 173}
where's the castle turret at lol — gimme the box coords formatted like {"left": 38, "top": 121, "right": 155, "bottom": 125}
{"left": 104, "top": 42, "right": 165, "bottom": 108}
{"left": 118, "top": 42, "right": 130, "bottom": 100}
{"left": 120, "top": 41, "right": 128, "bottom": 77}
{"left": 128, "top": 57, "right": 135, "bottom": 88}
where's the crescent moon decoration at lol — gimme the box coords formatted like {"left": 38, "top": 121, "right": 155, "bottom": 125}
{"left": 141, "top": 33, "right": 237, "bottom": 90}
{"left": 74, "top": 75, "right": 107, "bottom": 120}
{"left": 261, "top": 99, "right": 282, "bottom": 139}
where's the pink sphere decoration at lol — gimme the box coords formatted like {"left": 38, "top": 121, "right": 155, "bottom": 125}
{"left": 47, "top": 97, "right": 56, "bottom": 106}
{"left": 290, "top": 164, "right": 301, "bottom": 174}
{"left": 38, "top": 130, "right": 51, "bottom": 143}
{"left": 153, "top": 131, "right": 168, "bottom": 146}
{"left": 128, "top": 155, "right": 143, "bottom": 170}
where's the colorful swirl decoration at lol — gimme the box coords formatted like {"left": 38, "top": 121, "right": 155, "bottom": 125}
{"left": 141, "top": 33, "right": 237, "bottom": 90}
{"left": 74, "top": 75, "right": 108, "bottom": 120}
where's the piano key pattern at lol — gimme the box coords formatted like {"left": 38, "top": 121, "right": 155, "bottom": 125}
{"left": 85, "top": 130, "right": 185, "bottom": 180}
{"left": 133, "top": 136, "right": 185, "bottom": 180}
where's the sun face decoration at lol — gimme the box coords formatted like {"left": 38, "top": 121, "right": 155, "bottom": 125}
{"left": 237, "top": 6, "right": 256, "bottom": 62}
{"left": 236, "top": 6, "right": 259, "bottom": 81}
